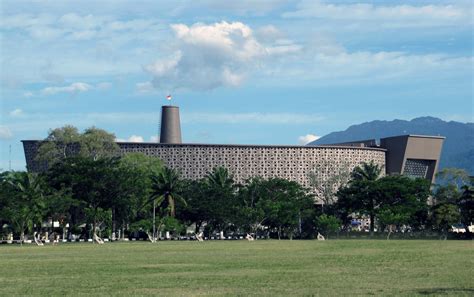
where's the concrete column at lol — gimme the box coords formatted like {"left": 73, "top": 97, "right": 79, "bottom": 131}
{"left": 159, "top": 106, "right": 182, "bottom": 144}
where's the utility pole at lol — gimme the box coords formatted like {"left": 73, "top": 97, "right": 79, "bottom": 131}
{"left": 9, "top": 144, "right": 12, "bottom": 171}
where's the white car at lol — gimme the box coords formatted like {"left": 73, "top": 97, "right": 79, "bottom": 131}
{"left": 468, "top": 224, "right": 474, "bottom": 233}
{"left": 450, "top": 224, "right": 466, "bottom": 233}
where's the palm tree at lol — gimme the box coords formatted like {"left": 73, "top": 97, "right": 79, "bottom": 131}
{"left": 149, "top": 167, "right": 186, "bottom": 218}
{"left": 203, "top": 167, "right": 236, "bottom": 237}
{"left": 349, "top": 161, "right": 383, "bottom": 236}
{"left": 5, "top": 172, "right": 46, "bottom": 243}
{"left": 351, "top": 161, "right": 383, "bottom": 182}
{"left": 205, "top": 166, "right": 235, "bottom": 190}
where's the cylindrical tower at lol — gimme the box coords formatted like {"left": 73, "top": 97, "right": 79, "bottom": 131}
{"left": 159, "top": 105, "right": 182, "bottom": 143}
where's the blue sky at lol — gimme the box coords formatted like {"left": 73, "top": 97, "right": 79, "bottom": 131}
{"left": 1, "top": 0, "right": 473, "bottom": 170}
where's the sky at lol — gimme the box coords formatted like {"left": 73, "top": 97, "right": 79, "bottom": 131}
{"left": 0, "top": 0, "right": 473, "bottom": 171}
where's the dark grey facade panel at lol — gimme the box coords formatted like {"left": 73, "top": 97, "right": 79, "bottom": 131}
{"left": 159, "top": 106, "right": 182, "bottom": 144}
{"left": 380, "top": 135, "right": 444, "bottom": 183}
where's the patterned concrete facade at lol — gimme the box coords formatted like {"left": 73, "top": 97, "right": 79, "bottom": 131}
{"left": 22, "top": 140, "right": 386, "bottom": 189}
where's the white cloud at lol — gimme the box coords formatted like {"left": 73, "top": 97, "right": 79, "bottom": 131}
{"left": 6, "top": 111, "right": 325, "bottom": 136}
{"left": 255, "top": 25, "right": 284, "bottom": 43}
{"left": 116, "top": 135, "right": 145, "bottom": 142}
{"left": 96, "top": 82, "right": 112, "bottom": 90}
{"left": 283, "top": 1, "right": 471, "bottom": 27}
{"left": 264, "top": 50, "right": 472, "bottom": 86}
{"left": 150, "top": 136, "right": 159, "bottom": 142}
{"left": 200, "top": 0, "right": 290, "bottom": 16}
{"left": 127, "top": 135, "right": 144, "bottom": 142}
{"left": 298, "top": 134, "right": 320, "bottom": 145}
{"left": 135, "top": 81, "right": 156, "bottom": 94}
{"left": 183, "top": 112, "right": 324, "bottom": 125}
{"left": 23, "top": 91, "right": 34, "bottom": 98}
{"left": 41, "top": 82, "right": 93, "bottom": 95}
{"left": 144, "top": 21, "right": 301, "bottom": 91}
{"left": 0, "top": 126, "right": 13, "bottom": 139}
{"left": 0, "top": 13, "right": 164, "bottom": 86}
{"left": 9, "top": 109, "right": 24, "bottom": 117}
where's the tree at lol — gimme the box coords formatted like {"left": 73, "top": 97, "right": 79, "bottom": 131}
{"left": 337, "top": 175, "right": 430, "bottom": 235}
{"left": 202, "top": 167, "right": 237, "bottom": 236}
{"left": 2, "top": 172, "right": 47, "bottom": 242}
{"left": 258, "top": 178, "right": 314, "bottom": 240}
{"left": 36, "top": 125, "right": 81, "bottom": 166}
{"left": 308, "top": 161, "right": 351, "bottom": 208}
{"left": 149, "top": 167, "right": 186, "bottom": 218}
{"left": 235, "top": 177, "right": 270, "bottom": 237}
{"left": 351, "top": 161, "right": 383, "bottom": 182}
{"left": 431, "top": 168, "right": 471, "bottom": 237}
{"left": 178, "top": 179, "right": 209, "bottom": 234}
{"left": 47, "top": 156, "right": 122, "bottom": 240}
{"left": 433, "top": 168, "right": 471, "bottom": 205}
{"left": 458, "top": 184, "right": 474, "bottom": 228}
{"left": 375, "top": 175, "right": 431, "bottom": 231}
{"left": 433, "top": 204, "right": 460, "bottom": 239}
{"left": 377, "top": 208, "right": 409, "bottom": 239}
{"left": 118, "top": 153, "right": 163, "bottom": 239}
{"left": 36, "top": 125, "right": 119, "bottom": 169}
{"left": 315, "top": 214, "right": 341, "bottom": 239}
{"left": 44, "top": 186, "right": 77, "bottom": 240}
{"left": 80, "top": 127, "right": 119, "bottom": 160}
{"left": 436, "top": 168, "right": 471, "bottom": 187}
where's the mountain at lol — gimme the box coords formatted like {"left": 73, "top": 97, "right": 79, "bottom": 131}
{"left": 309, "top": 117, "right": 474, "bottom": 174}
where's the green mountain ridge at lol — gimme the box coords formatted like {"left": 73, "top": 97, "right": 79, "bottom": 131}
{"left": 309, "top": 116, "right": 474, "bottom": 174}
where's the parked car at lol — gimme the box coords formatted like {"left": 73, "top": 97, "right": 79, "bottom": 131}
{"left": 450, "top": 224, "right": 466, "bottom": 233}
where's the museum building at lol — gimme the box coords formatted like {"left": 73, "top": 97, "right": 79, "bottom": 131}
{"left": 22, "top": 105, "right": 445, "bottom": 200}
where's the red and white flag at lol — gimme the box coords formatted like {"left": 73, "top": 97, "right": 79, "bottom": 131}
{"left": 166, "top": 95, "right": 172, "bottom": 101}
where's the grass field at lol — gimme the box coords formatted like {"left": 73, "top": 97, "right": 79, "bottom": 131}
{"left": 0, "top": 240, "right": 472, "bottom": 296}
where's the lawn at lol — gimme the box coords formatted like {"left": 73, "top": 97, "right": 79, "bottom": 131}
{"left": 0, "top": 240, "right": 472, "bottom": 296}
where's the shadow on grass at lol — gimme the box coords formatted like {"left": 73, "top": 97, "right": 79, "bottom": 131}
{"left": 416, "top": 288, "right": 474, "bottom": 295}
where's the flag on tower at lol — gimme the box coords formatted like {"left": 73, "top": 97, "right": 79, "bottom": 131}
{"left": 166, "top": 95, "right": 172, "bottom": 101}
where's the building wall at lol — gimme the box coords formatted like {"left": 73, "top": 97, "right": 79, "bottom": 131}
{"left": 380, "top": 135, "right": 444, "bottom": 183}
{"left": 159, "top": 106, "right": 182, "bottom": 144}
{"left": 23, "top": 141, "right": 386, "bottom": 190}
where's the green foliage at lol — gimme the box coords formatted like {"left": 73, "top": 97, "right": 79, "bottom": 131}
{"left": 433, "top": 168, "right": 470, "bottom": 204}
{"left": 36, "top": 125, "right": 119, "bottom": 168}
{"left": 177, "top": 179, "right": 209, "bottom": 232}
{"left": 5, "top": 122, "right": 472, "bottom": 241}
{"left": 436, "top": 168, "right": 471, "bottom": 187}
{"left": 80, "top": 127, "right": 119, "bottom": 160}
{"left": 36, "top": 125, "right": 81, "bottom": 164}
{"left": 46, "top": 156, "right": 124, "bottom": 237}
{"left": 129, "top": 219, "right": 153, "bottom": 233}
{"left": 458, "top": 184, "right": 474, "bottom": 226}
{"left": 235, "top": 177, "right": 268, "bottom": 234}
{"left": 351, "top": 161, "right": 383, "bottom": 182}
{"left": 117, "top": 153, "right": 164, "bottom": 230}
{"left": 201, "top": 167, "right": 237, "bottom": 233}
{"left": 161, "top": 216, "right": 186, "bottom": 235}
{"left": 150, "top": 167, "right": 186, "bottom": 218}
{"left": 0, "top": 172, "right": 48, "bottom": 240}
{"left": 431, "top": 167, "right": 472, "bottom": 235}
{"left": 253, "top": 178, "right": 314, "bottom": 239}
{"left": 337, "top": 174, "right": 431, "bottom": 234}
{"left": 315, "top": 214, "right": 341, "bottom": 238}
{"left": 433, "top": 204, "right": 461, "bottom": 239}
